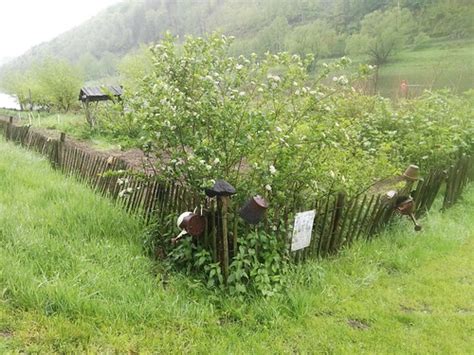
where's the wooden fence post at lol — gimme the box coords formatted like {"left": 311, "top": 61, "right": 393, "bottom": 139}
{"left": 328, "top": 192, "right": 345, "bottom": 253}
{"left": 56, "top": 132, "right": 66, "bottom": 169}
{"left": 7, "top": 116, "right": 13, "bottom": 140}
{"left": 217, "top": 195, "right": 230, "bottom": 284}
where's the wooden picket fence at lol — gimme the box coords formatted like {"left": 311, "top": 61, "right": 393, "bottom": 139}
{"left": 1, "top": 117, "right": 473, "bottom": 278}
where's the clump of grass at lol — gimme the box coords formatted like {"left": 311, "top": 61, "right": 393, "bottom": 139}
{"left": 0, "top": 138, "right": 473, "bottom": 353}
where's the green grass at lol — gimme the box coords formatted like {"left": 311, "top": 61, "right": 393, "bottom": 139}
{"left": 0, "top": 108, "right": 119, "bottom": 151}
{"left": 320, "top": 38, "right": 474, "bottom": 99}
{"left": 0, "top": 132, "right": 473, "bottom": 352}
{"left": 377, "top": 38, "right": 474, "bottom": 98}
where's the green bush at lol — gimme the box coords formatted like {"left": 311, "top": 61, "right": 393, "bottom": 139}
{"left": 101, "top": 33, "right": 473, "bottom": 296}
{"left": 413, "top": 32, "right": 431, "bottom": 50}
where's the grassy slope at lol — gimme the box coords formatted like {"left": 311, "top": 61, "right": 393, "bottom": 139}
{"left": 377, "top": 39, "right": 474, "bottom": 97}
{"left": 0, "top": 138, "right": 473, "bottom": 353}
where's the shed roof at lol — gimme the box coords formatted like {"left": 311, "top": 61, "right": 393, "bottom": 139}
{"left": 79, "top": 86, "right": 123, "bottom": 102}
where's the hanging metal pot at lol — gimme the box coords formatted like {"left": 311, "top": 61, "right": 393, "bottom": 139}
{"left": 403, "top": 164, "right": 420, "bottom": 181}
{"left": 239, "top": 195, "right": 269, "bottom": 224}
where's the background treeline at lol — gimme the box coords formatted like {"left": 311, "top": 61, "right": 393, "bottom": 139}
{"left": 1, "top": 58, "right": 82, "bottom": 112}
{"left": 0, "top": 0, "right": 473, "bottom": 83}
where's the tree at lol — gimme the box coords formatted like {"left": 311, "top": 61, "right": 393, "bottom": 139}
{"left": 118, "top": 45, "right": 153, "bottom": 91}
{"left": 33, "top": 58, "right": 83, "bottom": 112}
{"left": 78, "top": 53, "right": 101, "bottom": 80}
{"left": 346, "top": 8, "right": 414, "bottom": 89}
{"left": 99, "top": 52, "right": 119, "bottom": 77}
{"left": 256, "top": 16, "right": 290, "bottom": 54}
{"left": 285, "top": 20, "right": 341, "bottom": 60}
{"left": 0, "top": 69, "right": 31, "bottom": 110}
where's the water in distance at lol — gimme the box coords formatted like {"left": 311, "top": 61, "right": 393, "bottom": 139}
{"left": 0, "top": 92, "right": 20, "bottom": 110}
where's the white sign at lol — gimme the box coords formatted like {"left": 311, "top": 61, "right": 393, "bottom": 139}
{"left": 291, "top": 210, "right": 316, "bottom": 251}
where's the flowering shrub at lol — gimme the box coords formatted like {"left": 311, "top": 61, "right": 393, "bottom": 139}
{"left": 100, "top": 32, "right": 474, "bottom": 206}
{"left": 102, "top": 33, "right": 473, "bottom": 296}
{"left": 105, "top": 33, "right": 386, "bottom": 206}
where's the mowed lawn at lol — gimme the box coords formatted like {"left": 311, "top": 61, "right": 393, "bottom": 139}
{"left": 0, "top": 138, "right": 473, "bottom": 353}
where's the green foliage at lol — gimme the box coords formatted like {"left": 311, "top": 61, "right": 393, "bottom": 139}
{"left": 101, "top": 34, "right": 473, "bottom": 298}
{"left": 418, "top": 0, "right": 474, "bottom": 39}
{"left": 107, "top": 34, "right": 376, "bottom": 202}
{"left": 4, "top": 0, "right": 473, "bottom": 82}
{"left": 1, "top": 58, "right": 83, "bottom": 112}
{"left": 390, "top": 90, "right": 474, "bottom": 168}
{"left": 346, "top": 8, "right": 415, "bottom": 66}
{"left": 167, "top": 239, "right": 225, "bottom": 289}
{"left": 228, "top": 231, "right": 289, "bottom": 297}
{"left": 118, "top": 45, "right": 154, "bottom": 91}
{"left": 105, "top": 33, "right": 473, "bottom": 202}
{"left": 33, "top": 58, "right": 83, "bottom": 112}
{"left": 256, "top": 16, "right": 290, "bottom": 54}
{"left": 413, "top": 32, "right": 431, "bottom": 50}
{"left": 0, "top": 70, "right": 31, "bottom": 110}
{"left": 164, "top": 229, "right": 289, "bottom": 298}
{"left": 285, "top": 20, "right": 343, "bottom": 60}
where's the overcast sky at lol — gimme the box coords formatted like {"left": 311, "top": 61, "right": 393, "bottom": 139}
{"left": 0, "top": 0, "right": 122, "bottom": 59}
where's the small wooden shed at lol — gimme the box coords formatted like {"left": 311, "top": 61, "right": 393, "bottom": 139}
{"left": 79, "top": 86, "right": 123, "bottom": 126}
{"left": 79, "top": 86, "right": 123, "bottom": 102}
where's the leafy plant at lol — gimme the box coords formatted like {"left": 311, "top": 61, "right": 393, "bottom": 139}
{"left": 228, "top": 231, "right": 289, "bottom": 297}
{"left": 165, "top": 230, "right": 289, "bottom": 298}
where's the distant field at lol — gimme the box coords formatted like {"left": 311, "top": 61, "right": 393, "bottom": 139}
{"left": 377, "top": 38, "right": 474, "bottom": 98}
{"left": 0, "top": 138, "right": 473, "bottom": 353}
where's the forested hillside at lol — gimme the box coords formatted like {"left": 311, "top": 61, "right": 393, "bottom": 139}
{"left": 1, "top": 0, "right": 472, "bottom": 81}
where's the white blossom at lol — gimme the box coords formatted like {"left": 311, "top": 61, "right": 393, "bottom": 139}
{"left": 269, "top": 165, "right": 277, "bottom": 175}
{"left": 265, "top": 184, "right": 272, "bottom": 191}
{"left": 267, "top": 74, "right": 281, "bottom": 82}
{"left": 333, "top": 75, "right": 349, "bottom": 85}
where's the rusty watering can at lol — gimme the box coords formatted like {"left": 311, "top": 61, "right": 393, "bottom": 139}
{"left": 172, "top": 211, "right": 206, "bottom": 243}
{"left": 395, "top": 196, "right": 422, "bottom": 231}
